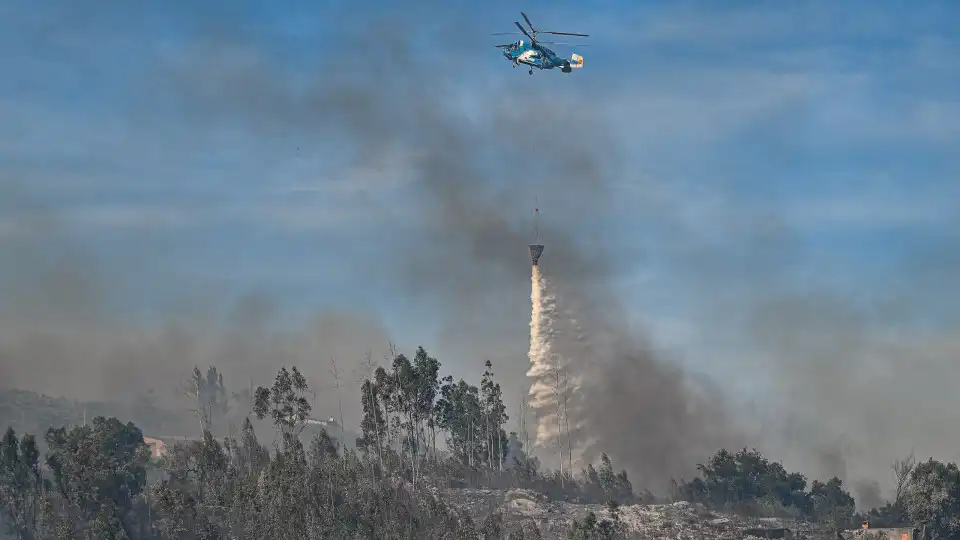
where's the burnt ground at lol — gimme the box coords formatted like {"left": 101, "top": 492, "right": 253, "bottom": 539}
{"left": 440, "top": 488, "right": 840, "bottom": 539}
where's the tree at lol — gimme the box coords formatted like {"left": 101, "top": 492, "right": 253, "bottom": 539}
{"left": 253, "top": 366, "right": 311, "bottom": 445}
{"left": 233, "top": 416, "right": 269, "bottom": 475}
{"left": 44, "top": 417, "right": 150, "bottom": 539}
{"left": 682, "top": 448, "right": 812, "bottom": 515}
{"left": 186, "top": 366, "right": 229, "bottom": 437}
{"left": 809, "top": 477, "right": 855, "bottom": 528}
{"left": 357, "top": 350, "right": 386, "bottom": 472}
{"left": 480, "top": 360, "right": 508, "bottom": 472}
{"left": 508, "top": 433, "right": 541, "bottom": 487}
{"left": 150, "top": 430, "right": 227, "bottom": 538}
{"left": 411, "top": 347, "right": 441, "bottom": 467}
{"left": 358, "top": 377, "right": 387, "bottom": 463}
{"left": 577, "top": 454, "right": 633, "bottom": 505}
{"left": 0, "top": 428, "right": 43, "bottom": 540}
{"left": 328, "top": 356, "right": 346, "bottom": 454}
{"left": 904, "top": 458, "right": 960, "bottom": 539}
{"left": 562, "top": 371, "right": 573, "bottom": 476}
{"left": 593, "top": 453, "right": 634, "bottom": 504}
{"left": 385, "top": 347, "right": 442, "bottom": 486}
{"left": 435, "top": 377, "right": 483, "bottom": 468}
{"left": 551, "top": 368, "right": 565, "bottom": 483}
{"left": 598, "top": 454, "right": 616, "bottom": 495}
{"left": 516, "top": 393, "right": 531, "bottom": 463}
{"left": 893, "top": 452, "right": 916, "bottom": 505}
{"left": 567, "top": 501, "right": 627, "bottom": 540}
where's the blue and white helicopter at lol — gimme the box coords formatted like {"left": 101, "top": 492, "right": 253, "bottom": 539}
{"left": 493, "top": 12, "right": 588, "bottom": 75}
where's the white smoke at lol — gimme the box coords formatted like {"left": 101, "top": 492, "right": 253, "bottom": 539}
{"left": 526, "top": 263, "right": 585, "bottom": 471}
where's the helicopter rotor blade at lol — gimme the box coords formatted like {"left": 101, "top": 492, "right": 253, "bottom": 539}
{"left": 521, "top": 12, "right": 537, "bottom": 34}
{"left": 491, "top": 32, "right": 522, "bottom": 35}
{"left": 494, "top": 44, "right": 513, "bottom": 48}
{"left": 541, "top": 31, "right": 589, "bottom": 37}
{"left": 514, "top": 21, "right": 533, "bottom": 41}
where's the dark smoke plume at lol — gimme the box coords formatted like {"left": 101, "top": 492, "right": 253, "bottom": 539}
{"left": 144, "top": 8, "right": 746, "bottom": 488}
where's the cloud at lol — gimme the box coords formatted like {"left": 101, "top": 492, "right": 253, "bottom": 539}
{"left": 234, "top": 201, "right": 371, "bottom": 234}
{"left": 68, "top": 205, "right": 195, "bottom": 230}
{"left": 269, "top": 147, "right": 418, "bottom": 197}
{"left": 635, "top": 2, "right": 954, "bottom": 45}
{"left": 603, "top": 69, "right": 825, "bottom": 150}
{"left": 908, "top": 99, "right": 960, "bottom": 143}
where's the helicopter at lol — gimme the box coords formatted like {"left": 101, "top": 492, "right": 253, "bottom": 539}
{"left": 493, "top": 12, "right": 588, "bottom": 75}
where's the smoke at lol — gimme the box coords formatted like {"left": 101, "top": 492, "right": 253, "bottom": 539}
{"left": 0, "top": 184, "right": 392, "bottom": 430}
{"left": 854, "top": 479, "right": 885, "bottom": 512}
{"left": 0, "top": 258, "right": 393, "bottom": 434}
{"left": 530, "top": 255, "right": 744, "bottom": 488}
{"left": 745, "top": 293, "right": 960, "bottom": 496}
{"left": 654, "top": 196, "right": 960, "bottom": 494}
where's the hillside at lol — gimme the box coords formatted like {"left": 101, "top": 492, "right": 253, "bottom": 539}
{"left": 0, "top": 389, "right": 122, "bottom": 435}
{"left": 442, "top": 488, "right": 827, "bottom": 540}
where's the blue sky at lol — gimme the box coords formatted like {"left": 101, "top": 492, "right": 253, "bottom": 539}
{"left": 1, "top": 0, "right": 958, "bottom": 420}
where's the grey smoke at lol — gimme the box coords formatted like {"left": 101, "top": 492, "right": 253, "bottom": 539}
{"left": 0, "top": 177, "right": 392, "bottom": 430}
{"left": 0, "top": 229, "right": 393, "bottom": 433}
{"left": 854, "top": 479, "right": 885, "bottom": 512}
{"left": 143, "top": 8, "right": 748, "bottom": 490}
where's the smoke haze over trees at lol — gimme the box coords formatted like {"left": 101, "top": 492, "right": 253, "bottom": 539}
{"left": 3, "top": 358, "right": 960, "bottom": 539}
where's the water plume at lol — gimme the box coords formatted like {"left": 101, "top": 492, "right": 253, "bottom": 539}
{"left": 526, "top": 262, "right": 589, "bottom": 473}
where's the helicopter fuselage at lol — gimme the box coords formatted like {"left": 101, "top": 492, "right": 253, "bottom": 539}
{"left": 501, "top": 42, "right": 571, "bottom": 72}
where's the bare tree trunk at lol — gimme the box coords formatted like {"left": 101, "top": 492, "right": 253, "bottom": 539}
{"left": 196, "top": 387, "right": 206, "bottom": 435}
{"left": 371, "top": 383, "right": 384, "bottom": 470}
{"left": 337, "top": 395, "right": 345, "bottom": 451}
{"left": 563, "top": 371, "right": 572, "bottom": 475}
{"left": 552, "top": 368, "right": 564, "bottom": 488}
{"left": 330, "top": 355, "right": 347, "bottom": 481}
{"left": 409, "top": 411, "right": 418, "bottom": 490}
{"left": 497, "top": 424, "right": 502, "bottom": 472}
{"left": 518, "top": 393, "right": 530, "bottom": 460}
{"left": 486, "top": 414, "right": 492, "bottom": 470}
{"left": 361, "top": 351, "right": 385, "bottom": 473}
{"left": 892, "top": 452, "right": 916, "bottom": 507}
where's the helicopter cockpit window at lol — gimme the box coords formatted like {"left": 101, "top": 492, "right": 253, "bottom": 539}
{"left": 517, "top": 40, "right": 523, "bottom": 48}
